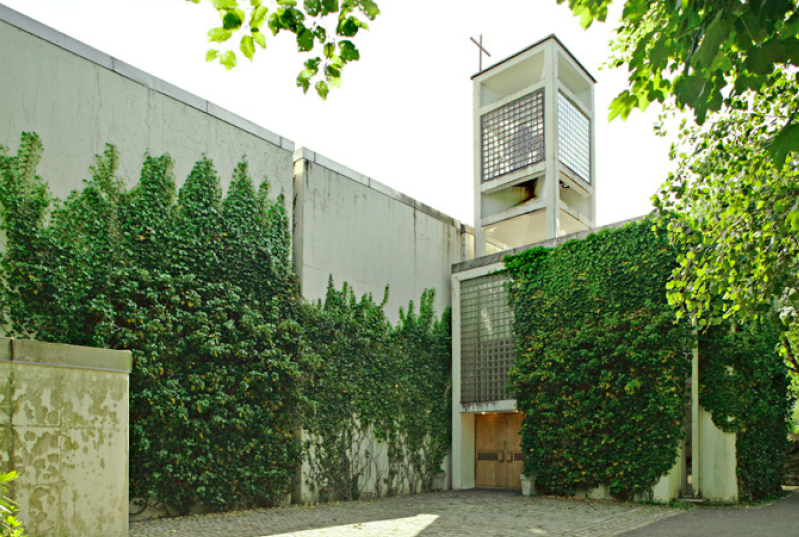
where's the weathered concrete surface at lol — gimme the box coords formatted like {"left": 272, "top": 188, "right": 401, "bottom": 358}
{"left": 0, "top": 6, "right": 294, "bottom": 217}
{"left": 619, "top": 490, "right": 799, "bottom": 537}
{"left": 131, "top": 490, "right": 683, "bottom": 537}
{"left": 293, "top": 149, "right": 464, "bottom": 323}
{"left": 697, "top": 407, "right": 738, "bottom": 503}
{"left": 0, "top": 338, "right": 132, "bottom": 537}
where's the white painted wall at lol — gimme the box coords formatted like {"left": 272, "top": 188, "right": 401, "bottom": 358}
{"left": 0, "top": 7, "right": 294, "bottom": 211}
{"left": 293, "top": 149, "right": 463, "bottom": 323}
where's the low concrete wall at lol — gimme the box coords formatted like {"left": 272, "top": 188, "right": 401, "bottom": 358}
{"left": 294, "top": 425, "right": 445, "bottom": 504}
{"left": 698, "top": 406, "right": 738, "bottom": 502}
{"left": 0, "top": 338, "right": 132, "bottom": 537}
{"left": 652, "top": 442, "right": 685, "bottom": 502}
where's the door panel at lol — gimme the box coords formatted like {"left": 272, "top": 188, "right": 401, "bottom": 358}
{"left": 475, "top": 414, "right": 506, "bottom": 488}
{"left": 506, "top": 413, "right": 524, "bottom": 490}
{"left": 475, "top": 413, "right": 524, "bottom": 490}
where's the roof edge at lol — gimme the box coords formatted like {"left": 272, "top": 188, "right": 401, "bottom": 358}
{"left": 470, "top": 34, "right": 597, "bottom": 83}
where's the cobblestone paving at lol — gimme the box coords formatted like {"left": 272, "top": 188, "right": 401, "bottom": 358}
{"left": 130, "top": 490, "right": 686, "bottom": 537}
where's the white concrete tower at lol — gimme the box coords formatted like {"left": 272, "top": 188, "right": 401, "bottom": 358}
{"left": 472, "top": 35, "right": 596, "bottom": 256}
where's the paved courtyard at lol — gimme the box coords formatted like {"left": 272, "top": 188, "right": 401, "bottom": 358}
{"left": 130, "top": 490, "right": 684, "bottom": 537}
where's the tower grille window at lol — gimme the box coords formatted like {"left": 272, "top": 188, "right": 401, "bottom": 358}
{"left": 460, "top": 273, "right": 515, "bottom": 404}
{"left": 481, "top": 90, "right": 545, "bottom": 183}
{"left": 558, "top": 92, "right": 591, "bottom": 182}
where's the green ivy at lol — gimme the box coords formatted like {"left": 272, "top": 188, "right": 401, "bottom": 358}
{"left": 301, "top": 281, "right": 451, "bottom": 501}
{"left": 0, "top": 133, "right": 306, "bottom": 512}
{"left": 699, "top": 323, "right": 792, "bottom": 500}
{"left": 0, "top": 132, "right": 451, "bottom": 513}
{"left": 504, "top": 220, "right": 693, "bottom": 499}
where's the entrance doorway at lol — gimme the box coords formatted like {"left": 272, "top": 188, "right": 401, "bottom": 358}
{"left": 475, "top": 412, "right": 524, "bottom": 490}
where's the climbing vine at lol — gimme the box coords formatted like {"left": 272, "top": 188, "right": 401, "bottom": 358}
{"left": 0, "top": 132, "right": 451, "bottom": 513}
{"left": 700, "top": 323, "right": 792, "bottom": 500}
{"left": 505, "top": 220, "right": 693, "bottom": 499}
{"left": 0, "top": 133, "right": 306, "bottom": 512}
{"left": 301, "top": 281, "right": 451, "bottom": 501}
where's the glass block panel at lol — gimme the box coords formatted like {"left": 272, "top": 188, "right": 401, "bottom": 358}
{"left": 558, "top": 92, "right": 591, "bottom": 182}
{"left": 481, "top": 90, "right": 545, "bottom": 183}
{"left": 460, "top": 272, "right": 515, "bottom": 404}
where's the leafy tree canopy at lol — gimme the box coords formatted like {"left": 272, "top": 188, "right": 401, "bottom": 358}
{"left": 187, "top": 0, "right": 379, "bottom": 99}
{"left": 562, "top": 0, "right": 799, "bottom": 164}
{"left": 557, "top": 1, "right": 799, "bottom": 371}
{"left": 653, "top": 71, "right": 799, "bottom": 373}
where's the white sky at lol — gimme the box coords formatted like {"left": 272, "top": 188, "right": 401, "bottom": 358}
{"left": 3, "top": 0, "right": 677, "bottom": 226}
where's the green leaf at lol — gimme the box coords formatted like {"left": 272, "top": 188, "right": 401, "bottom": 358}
{"left": 208, "top": 27, "right": 233, "bottom": 43}
{"left": 694, "top": 14, "right": 730, "bottom": 69}
{"left": 339, "top": 40, "right": 360, "bottom": 62}
{"left": 240, "top": 35, "right": 255, "bottom": 60}
{"left": 219, "top": 50, "right": 237, "bottom": 70}
{"left": 744, "top": 40, "right": 788, "bottom": 75}
{"left": 297, "top": 29, "right": 314, "bottom": 52}
{"left": 205, "top": 49, "right": 219, "bottom": 62}
{"left": 608, "top": 91, "right": 638, "bottom": 121}
{"left": 361, "top": 0, "right": 380, "bottom": 19}
{"left": 223, "top": 11, "right": 243, "bottom": 30}
{"left": 315, "top": 80, "right": 330, "bottom": 100}
{"left": 252, "top": 30, "right": 267, "bottom": 49}
{"left": 673, "top": 75, "right": 708, "bottom": 108}
{"left": 787, "top": 210, "right": 799, "bottom": 231}
{"left": 767, "top": 122, "right": 799, "bottom": 168}
{"left": 211, "top": 0, "right": 238, "bottom": 8}
{"left": 251, "top": 5, "right": 269, "bottom": 28}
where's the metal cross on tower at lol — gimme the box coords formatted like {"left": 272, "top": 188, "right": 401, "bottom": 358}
{"left": 470, "top": 34, "right": 491, "bottom": 71}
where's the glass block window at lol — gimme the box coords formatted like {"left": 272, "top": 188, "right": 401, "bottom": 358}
{"left": 481, "top": 90, "right": 545, "bottom": 183}
{"left": 460, "top": 273, "right": 515, "bottom": 404}
{"left": 558, "top": 92, "right": 591, "bottom": 182}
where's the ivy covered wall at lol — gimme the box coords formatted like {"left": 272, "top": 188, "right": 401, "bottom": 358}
{"left": 504, "top": 221, "right": 692, "bottom": 499}
{"left": 0, "top": 133, "right": 452, "bottom": 514}
{"left": 504, "top": 220, "right": 792, "bottom": 500}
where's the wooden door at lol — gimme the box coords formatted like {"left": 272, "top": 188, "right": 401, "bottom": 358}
{"left": 475, "top": 413, "right": 524, "bottom": 490}
{"left": 506, "top": 413, "right": 524, "bottom": 490}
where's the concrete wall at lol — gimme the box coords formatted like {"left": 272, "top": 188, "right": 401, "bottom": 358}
{"left": 0, "top": 6, "right": 294, "bottom": 213}
{"left": 697, "top": 407, "right": 738, "bottom": 502}
{"left": 294, "top": 424, "right": 436, "bottom": 504}
{"left": 293, "top": 148, "right": 464, "bottom": 323}
{"left": 0, "top": 337, "right": 133, "bottom": 537}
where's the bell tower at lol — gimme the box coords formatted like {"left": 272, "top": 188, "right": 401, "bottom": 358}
{"left": 472, "top": 35, "right": 596, "bottom": 256}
